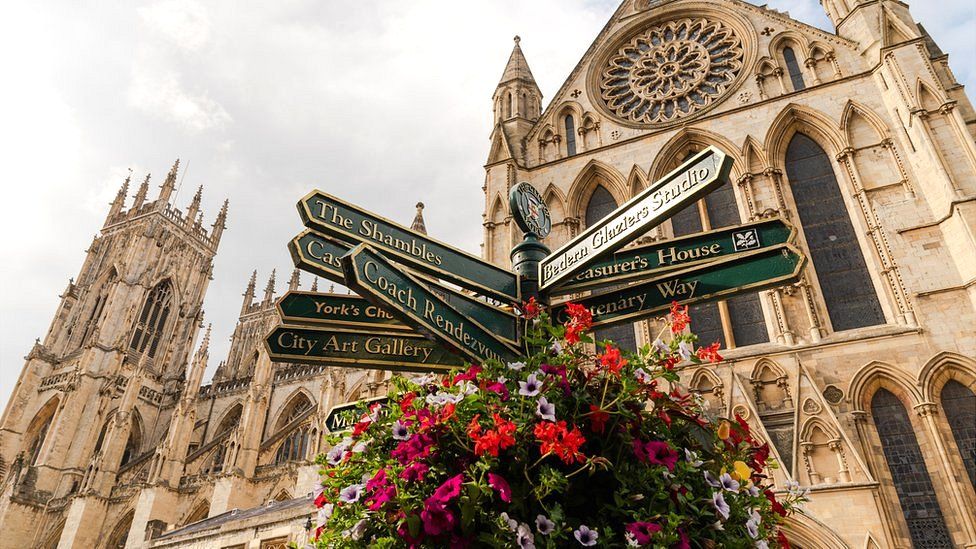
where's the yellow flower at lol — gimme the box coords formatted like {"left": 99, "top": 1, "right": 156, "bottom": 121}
{"left": 717, "top": 420, "right": 731, "bottom": 440}
{"left": 733, "top": 460, "right": 752, "bottom": 481}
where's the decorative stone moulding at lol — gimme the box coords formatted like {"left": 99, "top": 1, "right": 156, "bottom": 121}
{"left": 589, "top": 6, "right": 756, "bottom": 129}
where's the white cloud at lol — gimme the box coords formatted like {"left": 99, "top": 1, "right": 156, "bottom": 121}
{"left": 128, "top": 63, "right": 232, "bottom": 131}
{"left": 139, "top": 0, "right": 211, "bottom": 51}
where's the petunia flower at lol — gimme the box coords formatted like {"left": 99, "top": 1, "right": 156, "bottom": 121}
{"left": 518, "top": 373, "right": 542, "bottom": 397}
{"left": 624, "top": 521, "right": 662, "bottom": 545}
{"left": 633, "top": 440, "right": 678, "bottom": 471}
{"left": 574, "top": 524, "right": 598, "bottom": 546}
{"left": 500, "top": 512, "right": 519, "bottom": 532}
{"left": 507, "top": 361, "right": 526, "bottom": 371}
{"left": 342, "top": 519, "right": 367, "bottom": 540}
{"left": 516, "top": 523, "right": 536, "bottom": 549}
{"left": 535, "top": 515, "right": 554, "bottom": 535}
{"left": 391, "top": 420, "right": 410, "bottom": 441}
{"left": 746, "top": 510, "right": 762, "bottom": 538}
{"left": 704, "top": 470, "right": 722, "bottom": 488}
{"left": 316, "top": 503, "right": 334, "bottom": 528}
{"left": 420, "top": 502, "right": 456, "bottom": 537}
{"left": 326, "top": 441, "right": 349, "bottom": 465}
{"left": 536, "top": 396, "right": 556, "bottom": 421}
{"left": 488, "top": 473, "right": 512, "bottom": 503}
{"left": 634, "top": 367, "right": 653, "bottom": 384}
{"left": 678, "top": 341, "right": 693, "bottom": 360}
{"left": 756, "top": 542, "right": 769, "bottom": 549}
{"left": 550, "top": 341, "right": 563, "bottom": 354}
{"left": 430, "top": 474, "right": 464, "bottom": 504}
{"left": 720, "top": 472, "right": 740, "bottom": 492}
{"left": 684, "top": 448, "right": 703, "bottom": 468}
{"left": 712, "top": 491, "right": 730, "bottom": 520}
{"left": 338, "top": 483, "right": 365, "bottom": 504}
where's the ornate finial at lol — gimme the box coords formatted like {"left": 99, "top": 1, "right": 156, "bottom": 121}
{"left": 330, "top": 283, "right": 336, "bottom": 294}
{"left": 263, "top": 269, "right": 277, "bottom": 302}
{"left": 200, "top": 324, "right": 212, "bottom": 351}
{"left": 514, "top": 35, "right": 520, "bottom": 44}
{"left": 411, "top": 202, "right": 427, "bottom": 235}
{"left": 133, "top": 173, "right": 151, "bottom": 209}
{"left": 288, "top": 268, "right": 301, "bottom": 291}
{"left": 310, "top": 277, "right": 319, "bottom": 292}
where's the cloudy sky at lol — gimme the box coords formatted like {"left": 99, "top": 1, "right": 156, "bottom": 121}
{"left": 1, "top": 0, "right": 973, "bottom": 402}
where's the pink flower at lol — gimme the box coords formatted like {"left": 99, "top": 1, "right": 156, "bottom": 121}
{"left": 421, "top": 502, "right": 456, "bottom": 537}
{"left": 625, "top": 521, "right": 662, "bottom": 545}
{"left": 633, "top": 440, "right": 679, "bottom": 471}
{"left": 392, "top": 433, "right": 434, "bottom": 465}
{"left": 452, "top": 365, "right": 482, "bottom": 385}
{"left": 484, "top": 380, "right": 510, "bottom": 401}
{"left": 400, "top": 461, "right": 429, "bottom": 482}
{"left": 430, "top": 474, "right": 464, "bottom": 504}
{"left": 488, "top": 473, "right": 512, "bottom": 503}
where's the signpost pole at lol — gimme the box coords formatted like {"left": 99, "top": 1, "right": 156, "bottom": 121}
{"left": 510, "top": 233, "right": 549, "bottom": 304}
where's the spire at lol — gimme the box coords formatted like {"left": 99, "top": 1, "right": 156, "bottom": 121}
{"left": 242, "top": 270, "right": 257, "bottom": 313}
{"left": 186, "top": 185, "right": 203, "bottom": 222}
{"left": 310, "top": 277, "right": 319, "bottom": 292}
{"left": 211, "top": 199, "right": 229, "bottom": 244}
{"left": 158, "top": 158, "right": 179, "bottom": 204}
{"left": 184, "top": 324, "right": 211, "bottom": 402}
{"left": 411, "top": 202, "right": 427, "bottom": 235}
{"left": 263, "top": 269, "right": 276, "bottom": 303}
{"left": 133, "top": 173, "right": 150, "bottom": 211}
{"left": 288, "top": 268, "right": 301, "bottom": 291}
{"left": 493, "top": 36, "right": 542, "bottom": 127}
{"left": 108, "top": 171, "right": 131, "bottom": 220}
{"left": 497, "top": 36, "right": 539, "bottom": 89}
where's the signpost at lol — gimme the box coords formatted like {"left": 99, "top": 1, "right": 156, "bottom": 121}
{"left": 298, "top": 191, "right": 520, "bottom": 303}
{"left": 550, "top": 217, "right": 794, "bottom": 295}
{"left": 276, "top": 291, "right": 408, "bottom": 331}
{"left": 539, "top": 146, "right": 733, "bottom": 292}
{"left": 549, "top": 244, "right": 805, "bottom": 329}
{"left": 323, "top": 396, "right": 389, "bottom": 433}
{"left": 264, "top": 325, "right": 465, "bottom": 372}
{"left": 341, "top": 243, "right": 521, "bottom": 364}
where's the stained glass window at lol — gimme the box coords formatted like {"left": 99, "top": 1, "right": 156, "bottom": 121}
{"left": 565, "top": 115, "right": 577, "bottom": 156}
{"left": 941, "top": 380, "right": 976, "bottom": 487}
{"left": 783, "top": 47, "right": 805, "bottom": 91}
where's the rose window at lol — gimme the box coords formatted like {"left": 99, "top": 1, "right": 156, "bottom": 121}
{"left": 599, "top": 18, "right": 744, "bottom": 125}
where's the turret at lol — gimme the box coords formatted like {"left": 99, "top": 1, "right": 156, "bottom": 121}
{"left": 158, "top": 159, "right": 179, "bottom": 205}
{"left": 262, "top": 269, "right": 276, "bottom": 304}
{"left": 823, "top": 0, "right": 919, "bottom": 57}
{"left": 411, "top": 202, "right": 427, "bottom": 235}
{"left": 493, "top": 36, "right": 542, "bottom": 125}
{"left": 211, "top": 199, "right": 228, "bottom": 244}
{"left": 186, "top": 185, "right": 203, "bottom": 222}
{"left": 106, "top": 173, "right": 130, "bottom": 223}
{"left": 287, "top": 268, "right": 301, "bottom": 291}
{"left": 132, "top": 174, "right": 150, "bottom": 211}
{"left": 241, "top": 270, "right": 257, "bottom": 314}
{"left": 185, "top": 324, "right": 210, "bottom": 398}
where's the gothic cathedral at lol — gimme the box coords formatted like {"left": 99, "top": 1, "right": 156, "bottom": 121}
{"left": 1, "top": 0, "right": 975, "bottom": 547}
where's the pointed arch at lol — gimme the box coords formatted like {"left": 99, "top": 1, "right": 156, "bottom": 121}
{"left": 768, "top": 31, "right": 811, "bottom": 61}
{"left": 780, "top": 512, "right": 851, "bottom": 548}
{"left": 840, "top": 101, "right": 890, "bottom": 148}
{"left": 24, "top": 396, "right": 60, "bottom": 465}
{"left": 881, "top": 7, "right": 916, "bottom": 46}
{"left": 848, "top": 361, "right": 922, "bottom": 413}
{"left": 690, "top": 368, "right": 723, "bottom": 394}
{"left": 917, "top": 79, "right": 945, "bottom": 112}
{"left": 649, "top": 128, "right": 745, "bottom": 181}
{"left": 566, "top": 160, "right": 629, "bottom": 217}
{"left": 120, "top": 408, "right": 144, "bottom": 466}
{"left": 741, "top": 135, "right": 768, "bottom": 174}
{"left": 625, "top": 165, "right": 649, "bottom": 198}
{"left": 181, "top": 499, "right": 210, "bottom": 526}
{"left": 273, "top": 389, "right": 316, "bottom": 434}
{"left": 756, "top": 56, "right": 777, "bottom": 76}
{"left": 105, "top": 509, "right": 135, "bottom": 549}
{"left": 800, "top": 416, "right": 840, "bottom": 443}
{"left": 129, "top": 278, "right": 175, "bottom": 360}
{"left": 213, "top": 402, "right": 243, "bottom": 438}
{"left": 919, "top": 351, "right": 976, "bottom": 402}
{"left": 751, "top": 358, "right": 787, "bottom": 382}
{"left": 765, "top": 103, "right": 845, "bottom": 163}
{"left": 489, "top": 194, "right": 506, "bottom": 225}
{"left": 541, "top": 183, "right": 566, "bottom": 221}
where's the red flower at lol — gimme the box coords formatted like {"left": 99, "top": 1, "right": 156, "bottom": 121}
{"left": 669, "top": 301, "right": 690, "bottom": 333}
{"left": 564, "top": 302, "right": 593, "bottom": 344}
{"left": 314, "top": 491, "right": 328, "bottom": 508}
{"left": 625, "top": 521, "right": 662, "bottom": 545}
{"left": 534, "top": 421, "right": 587, "bottom": 464}
{"left": 399, "top": 392, "right": 417, "bottom": 414}
{"left": 764, "top": 489, "right": 788, "bottom": 517}
{"left": 696, "top": 342, "right": 723, "bottom": 363}
{"left": 751, "top": 442, "right": 771, "bottom": 470}
{"left": 487, "top": 472, "right": 511, "bottom": 503}
{"left": 588, "top": 405, "right": 610, "bottom": 434}
{"left": 777, "top": 530, "right": 792, "bottom": 548}
{"left": 633, "top": 440, "right": 679, "bottom": 471}
{"left": 467, "top": 414, "right": 516, "bottom": 457}
{"left": 597, "top": 345, "right": 627, "bottom": 375}
{"left": 452, "top": 364, "right": 482, "bottom": 385}
{"left": 522, "top": 296, "right": 542, "bottom": 319}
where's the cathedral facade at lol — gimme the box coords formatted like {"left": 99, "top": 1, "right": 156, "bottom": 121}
{"left": 0, "top": 0, "right": 974, "bottom": 547}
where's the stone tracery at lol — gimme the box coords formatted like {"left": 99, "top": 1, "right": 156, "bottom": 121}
{"left": 599, "top": 18, "right": 744, "bottom": 125}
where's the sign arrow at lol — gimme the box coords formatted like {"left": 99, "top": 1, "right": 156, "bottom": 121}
{"left": 341, "top": 243, "right": 521, "bottom": 364}
{"left": 539, "top": 146, "right": 733, "bottom": 292}
{"left": 550, "top": 217, "right": 794, "bottom": 295}
{"left": 323, "top": 396, "right": 389, "bottom": 433}
{"left": 264, "top": 325, "right": 465, "bottom": 372}
{"left": 289, "top": 230, "right": 519, "bottom": 344}
{"left": 277, "top": 291, "right": 409, "bottom": 331}
{"left": 549, "top": 244, "right": 806, "bottom": 330}
{"left": 299, "top": 191, "right": 520, "bottom": 303}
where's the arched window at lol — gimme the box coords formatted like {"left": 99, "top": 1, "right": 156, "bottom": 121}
{"left": 783, "top": 47, "right": 805, "bottom": 91}
{"left": 129, "top": 281, "right": 173, "bottom": 358}
{"left": 565, "top": 116, "right": 577, "bottom": 156}
{"left": 120, "top": 413, "right": 143, "bottom": 466}
{"left": 585, "top": 186, "right": 636, "bottom": 351}
{"left": 669, "top": 155, "right": 769, "bottom": 349}
{"left": 785, "top": 134, "right": 884, "bottom": 331}
{"left": 106, "top": 511, "right": 134, "bottom": 549}
{"left": 871, "top": 389, "right": 952, "bottom": 547}
{"left": 941, "top": 380, "right": 976, "bottom": 487}
{"left": 274, "top": 393, "right": 314, "bottom": 434}
{"left": 506, "top": 93, "right": 513, "bottom": 119}
{"left": 25, "top": 398, "right": 59, "bottom": 466}
{"left": 214, "top": 404, "right": 243, "bottom": 439}
{"left": 519, "top": 93, "right": 527, "bottom": 118}
{"left": 275, "top": 426, "right": 310, "bottom": 465}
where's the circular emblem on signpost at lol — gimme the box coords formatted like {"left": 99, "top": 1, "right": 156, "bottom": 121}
{"left": 509, "top": 182, "right": 551, "bottom": 239}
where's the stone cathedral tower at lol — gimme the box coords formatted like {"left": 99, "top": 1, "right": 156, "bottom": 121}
{"left": 0, "top": 161, "right": 227, "bottom": 547}
{"left": 484, "top": 0, "right": 976, "bottom": 547}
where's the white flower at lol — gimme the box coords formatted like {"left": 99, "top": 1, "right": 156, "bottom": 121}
{"left": 746, "top": 510, "right": 761, "bottom": 539}
{"left": 411, "top": 373, "right": 437, "bottom": 385}
{"left": 684, "top": 448, "right": 703, "bottom": 467}
{"left": 678, "top": 341, "right": 693, "bottom": 360}
{"left": 326, "top": 442, "right": 349, "bottom": 465}
{"left": 519, "top": 373, "right": 542, "bottom": 397}
{"left": 342, "top": 518, "right": 367, "bottom": 540}
{"left": 625, "top": 532, "right": 640, "bottom": 546}
{"left": 507, "top": 361, "right": 526, "bottom": 371}
{"left": 516, "top": 523, "right": 536, "bottom": 549}
{"left": 720, "top": 472, "right": 740, "bottom": 492}
{"left": 712, "top": 491, "right": 730, "bottom": 520}
{"left": 338, "top": 483, "right": 365, "bottom": 504}
{"left": 496, "top": 375, "right": 508, "bottom": 384}
{"left": 391, "top": 420, "right": 410, "bottom": 441}
{"left": 456, "top": 380, "right": 478, "bottom": 396}
{"left": 316, "top": 503, "right": 334, "bottom": 527}
{"left": 535, "top": 514, "right": 555, "bottom": 535}
{"left": 756, "top": 541, "right": 769, "bottom": 549}
{"left": 351, "top": 441, "right": 368, "bottom": 453}
{"left": 749, "top": 485, "right": 760, "bottom": 497}
{"left": 652, "top": 338, "right": 669, "bottom": 354}
{"left": 704, "top": 470, "right": 722, "bottom": 488}
{"left": 500, "top": 512, "right": 519, "bottom": 532}
{"left": 574, "top": 525, "right": 598, "bottom": 546}
{"left": 551, "top": 341, "right": 563, "bottom": 354}
{"left": 536, "top": 396, "right": 556, "bottom": 421}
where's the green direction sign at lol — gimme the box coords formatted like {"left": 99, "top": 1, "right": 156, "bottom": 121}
{"left": 288, "top": 231, "right": 519, "bottom": 344}
{"left": 277, "top": 291, "right": 409, "bottom": 331}
{"left": 324, "top": 396, "right": 388, "bottom": 433}
{"left": 288, "top": 229, "right": 349, "bottom": 286}
{"left": 550, "top": 244, "right": 806, "bottom": 330}
{"left": 298, "top": 191, "right": 520, "bottom": 303}
{"left": 539, "top": 146, "right": 734, "bottom": 292}
{"left": 265, "top": 325, "right": 465, "bottom": 372}
{"left": 342, "top": 244, "right": 520, "bottom": 364}
{"left": 551, "top": 217, "right": 794, "bottom": 295}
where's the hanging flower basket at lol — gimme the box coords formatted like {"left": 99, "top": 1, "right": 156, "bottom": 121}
{"left": 308, "top": 301, "right": 805, "bottom": 548}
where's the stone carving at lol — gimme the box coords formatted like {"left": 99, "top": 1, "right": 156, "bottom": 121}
{"left": 802, "top": 397, "right": 822, "bottom": 414}
{"left": 599, "top": 18, "right": 743, "bottom": 125}
{"left": 822, "top": 385, "right": 843, "bottom": 404}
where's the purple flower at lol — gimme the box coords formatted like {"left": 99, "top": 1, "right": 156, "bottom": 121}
{"left": 535, "top": 515, "right": 554, "bottom": 535}
{"left": 704, "top": 470, "right": 722, "bottom": 488}
{"left": 536, "top": 396, "right": 556, "bottom": 421}
{"left": 342, "top": 518, "right": 367, "bottom": 540}
{"left": 756, "top": 541, "right": 769, "bottom": 549}
{"left": 634, "top": 367, "right": 653, "bottom": 384}
{"left": 678, "top": 341, "right": 693, "bottom": 360}
{"left": 516, "top": 523, "right": 536, "bottom": 549}
{"left": 421, "top": 502, "right": 456, "bottom": 536}
{"left": 507, "top": 361, "right": 526, "bottom": 371}
{"left": 550, "top": 341, "right": 563, "bottom": 354}
{"left": 746, "top": 510, "right": 761, "bottom": 538}
{"left": 338, "top": 483, "right": 364, "bottom": 503}
{"left": 712, "top": 491, "right": 730, "bottom": 520}
{"left": 684, "top": 448, "right": 703, "bottom": 467}
{"left": 574, "top": 525, "right": 598, "bottom": 546}
{"left": 720, "top": 472, "right": 740, "bottom": 492}
{"left": 652, "top": 338, "right": 669, "bottom": 354}
{"left": 500, "top": 512, "right": 518, "bottom": 531}
{"left": 391, "top": 420, "right": 410, "bottom": 441}
{"left": 518, "top": 373, "right": 542, "bottom": 397}
{"left": 316, "top": 503, "right": 334, "bottom": 527}
{"left": 625, "top": 521, "right": 662, "bottom": 545}
{"left": 326, "top": 441, "right": 349, "bottom": 465}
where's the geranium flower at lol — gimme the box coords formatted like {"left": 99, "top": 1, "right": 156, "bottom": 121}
{"left": 535, "top": 515, "right": 554, "bottom": 535}
{"left": 535, "top": 421, "right": 587, "bottom": 464}
{"left": 518, "top": 373, "right": 542, "bottom": 397}
{"left": 522, "top": 296, "right": 542, "bottom": 319}
{"left": 516, "top": 523, "right": 536, "bottom": 549}
{"left": 670, "top": 301, "right": 690, "bottom": 333}
{"left": 696, "top": 342, "right": 723, "bottom": 363}
{"left": 488, "top": 473, "right": 512, "bottom": 503}
{"left": 588, "top": 405, "right": 610, "bottom": 434}
{"left": 624, "top": 521, "right": 661, "bottom": 545}
{"left": 392, "top": 420, "right": 410, "bottom": 441}
{"left": 712, "top": 491, "right": 730, "bottom": 520}
{"left": 536, "top": 396, "right": 556, "bottom": 421}
{"left": 564, "top": 302, "right": 593, "bottom": 344}
{"left": 597, "top": 345, "right": 627, "bottom": 375}
{"left": 338, "top": 483, "right": 365, "bottom": 504}
{"left": 633, "top": 440, "right": 678, "bottom": 471}
{"left": 573, "top": 524, "right": 598, "bottom": 546}
{"left": 720, "top": 472, "right": 740, "bottom": 492}
{"left": 468, "top": 414, "right": 517, "bottom": 457}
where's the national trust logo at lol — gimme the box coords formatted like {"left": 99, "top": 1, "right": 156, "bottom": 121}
{"left": 597, "top": 17, "right": 745, "bottom": 126}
